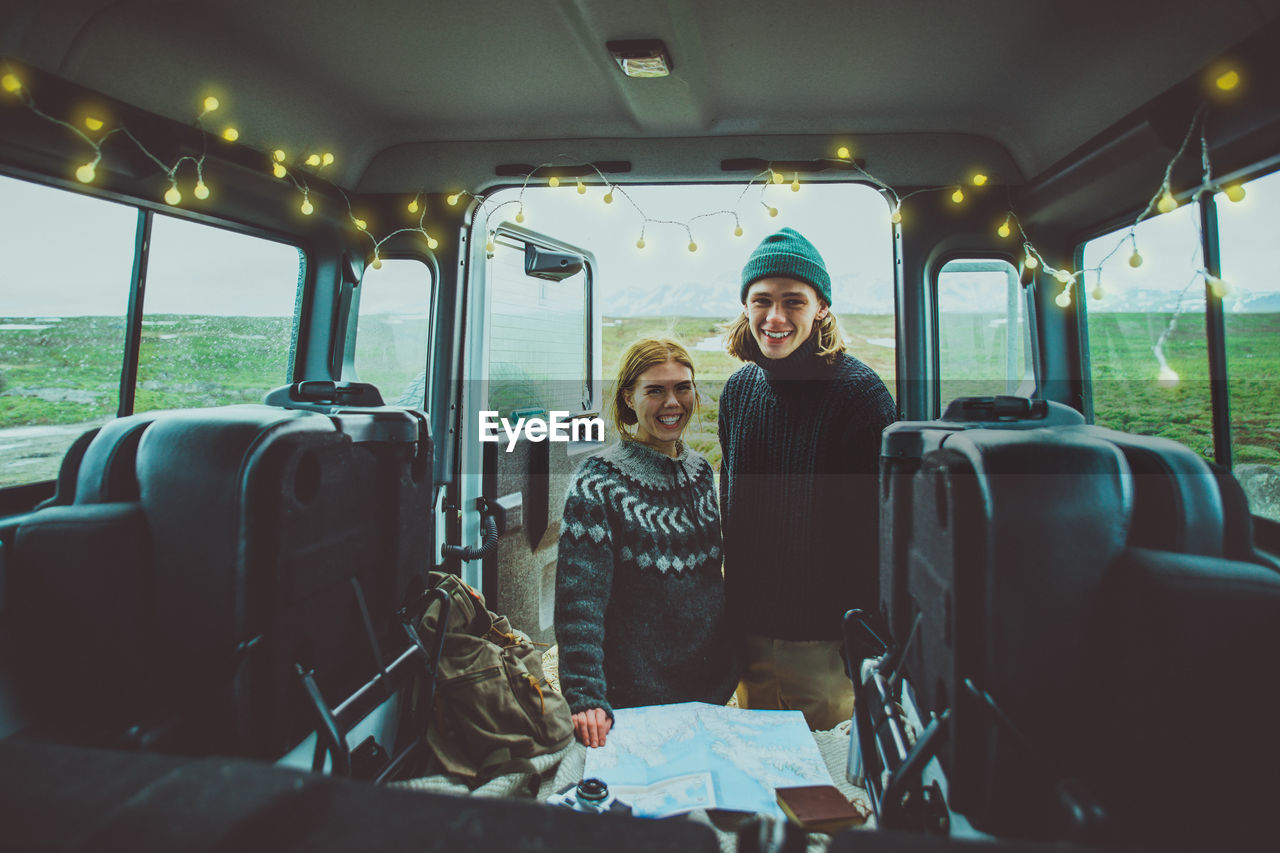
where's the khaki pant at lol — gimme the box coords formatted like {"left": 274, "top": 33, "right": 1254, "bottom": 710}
{"left": 735, "top": 633, "right": 854, "bottom": 731}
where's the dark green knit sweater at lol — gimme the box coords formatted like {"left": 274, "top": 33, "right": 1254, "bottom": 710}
{"left": 717, "top": 334, "right": 897, "bottom": 641}
{"left": 555, "top": 439, "right": 737, "bottom": 719}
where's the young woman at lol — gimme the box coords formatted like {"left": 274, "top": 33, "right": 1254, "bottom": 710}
{"left": 554, "top": 337, "right": 736, "bottom": 747}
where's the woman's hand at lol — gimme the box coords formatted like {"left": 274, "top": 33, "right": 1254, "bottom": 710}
{"left": 571, "top": 707, "right": 613, "bottom": 747}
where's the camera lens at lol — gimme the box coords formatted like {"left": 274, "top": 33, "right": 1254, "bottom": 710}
{"left": 577, "top": 778, "right": 609, "bottom": 804}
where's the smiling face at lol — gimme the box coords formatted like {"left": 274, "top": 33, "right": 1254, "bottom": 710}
{"left": 745, "top": 277, "right": 829, "bottom": 359}
{"left": 625, "top": 359, "right": 695, "bottom": 455}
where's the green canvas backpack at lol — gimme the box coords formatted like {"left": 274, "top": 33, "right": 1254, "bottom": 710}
{"left": 416, "top": 571, "right": 573, "bottom": 780}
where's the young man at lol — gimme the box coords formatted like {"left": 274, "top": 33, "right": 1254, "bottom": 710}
{"left": 718, "top": 227, "right": 896, "bottom": 730}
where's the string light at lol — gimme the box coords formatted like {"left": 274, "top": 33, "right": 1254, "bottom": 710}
{"left": 1092, "top": 278, "right": 1104, "bottom": 301}
{"left": 371, "top": 257, "right": 382, "bottom": 270}
{"left": 1156, "top": 185, "right": 1177, "bottom": 214}
{"left": 354, "top": 218, "right": 367, "bottom": 231}
{"left": 272, "top": 163, "right": 286, "bottom": 178}
{"left": 836, "top": 146, "right": 851, "bottom": 160}
{"left": 1207, "top": 275, "right": 1231, "bottom": 298}
{"left": 447, "top": 193, "right": 460, "bottom": 206}
{"left": 407, "top": 196, "right": 419, "bottom": 213}
{"left": 306, "top": 154, "right": 321, "bottom": 166}
{"left": 1, "top": 72, "right": 21, "bottom": 93}
{"left": 193, "top": 180, "right": 210, "bottom": 200}
{"left": 300, "top": 192, "right": 314, "bottom": 215}
{"left": 603, "top": 190, "right": 614, "bottom": 204}
{"left": 1023, "top": 251, "right": 1039, "bottom": 270}
{"left": 1054, "top": 268, "right": 1072, "bottom": 284}
{"left": 164, "top": 184, "right": 182, "bottom": 205}
{"left": 951, "top": 187, "right": 964, "bottom": 204}
{"left": 790, "top": 173, "right": 800, "bottom": 192}
{"left": 202, "top": 96, "right": 219, "bottom": 113}
{"left": 767, "top": 206, "right": 778, "bottom": 217}
{"left": 771, "top": 171, "right": 784, "bottom": 185}
{"left": 1055, "top": 285, "right": 1073, "bottom": 309}
{"left": 222, "top": 127, "right": 239, "bottom": 142}
{"left": 515, "top": 207, "right": 525, "bottom": 223}
{"left": 577, "top": 179, "right": 586, "bottom": 194}
{"left": 972, "top": 173, "right": 988, "bottom": 186}
{"left": 321, "top": 152, "right": 334, "bottom": 166}
{"left": 486, "top": 232, "right": 496, "bottom": 253}
{"left": 548, "top": 176, "right": 560, "bottom": 188}
{"left": 636, "top": 237, "right": 646, "bottom": 249}
{"left": 272, "top": 149, "right": 286, "bottom": 162}
{"left": 1157, "top": 365, "right": 1180, "bottom": 387}
{"left": 84, "top": 116, "right": 104, "bottom": 131}
{"left": 1216, "top": 70, "right": 1240, "bottom": 91}
{"left": 733, "top": 224, "right": 744, "bottom": 237}
{"left": 890, "top": 207, "right": 902, "bottom": 225}
{"left": 1224, "top": 183, "right": 1246, "bottom": 202}
{"left": 688, "top": 240, "right": 697, "bottom": 252}
{"left": 997, "top": 215, "right": 1011, "bottom": 238}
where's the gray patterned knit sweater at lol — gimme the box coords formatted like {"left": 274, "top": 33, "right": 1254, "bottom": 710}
{"left": 718, "top": 333, "right": 897, "bottom": 641}
{"left": 555, "top": 439, "right": 737, "bottom": 719}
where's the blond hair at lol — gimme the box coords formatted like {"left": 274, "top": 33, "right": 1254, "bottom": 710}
{"left": 609, "top": 337, "right": 697, "bottom": 439}
{"left": 723, "top": 310, "right": 847, "bottom": 364}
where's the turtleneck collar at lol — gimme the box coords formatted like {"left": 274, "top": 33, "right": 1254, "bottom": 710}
{"left": 750, "top": 326, "right": 832, "bottom": 381}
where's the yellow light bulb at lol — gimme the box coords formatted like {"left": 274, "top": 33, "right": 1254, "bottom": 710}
{"left": 972, "top": 173, "right": 988, "bottom": 186}
{"left": 515, "top": 210, "right": 525, "bottom": 223}
{"left": 305, "top": 154, "right": 321, "bottom": 167}
{"left": 272, "top": 149, "right": 286, "bottom": 162}
{"left": 1128, "top": 250, "right": 1143, "bottom": 268}
{"left": 272, "top": 163, "right": 286, "bottom": 179}
{"left": 1224, "top": 183, "right": 1246, "bottom": 203}
{"left": 1055, "top": 291, "right": 1072, "bottom": 309}
{"left": 771, "top": 171, "right": 783, "bottom": 184}
{"left": 75, "top": 163, "right": 96, "bottom": 183}
{"left": 447, "top": 194, "right": 460, "bottom": 206}
{"left": 577, "top": 180, "right": 586, "bottom": 195}
{"left": 193, "top": 181, "right": 209, "bottom": 200}
{"left": 768, "top": 206, "right": 778, "bottom": 217}
{"left": 688, "top": 241, "right": 697, "bottom": 252}
{"left": 203, "top": 96, "right": 219, "bottom": 112}
{"left": 1208, "top": 276, "right": 1231, "bottom": 298}
{"left": 890, "top": 209, "right": 902, "bottom": 225}
{"left": 2, "top": 73, "right": 21, "bottom": 93}
{"left": 371, "top": 258, "right": 382, "bottom": 270}
{"left": 636, "top": 238, "right": 646, "bottom": 249}
{"left": 222, "top": 127, "right": 239, "bottom": 142}
{"left": 300, "top": 198, "right": 314, "bottom": 216}
{"left": 951, "top": 188, "right": 965, "bottom": 204}
{"left": 548, "top": 176, "right": 560, "bottom": 188}
{"left": 1157, "top": 189, "right": 1176, "bottom": 214}
{"left": 354, "top": 218, "right": 367, "bottom": 231}
{"left": 997, "top": 222, "right": 1011, "bottom": 238}
{"left": 485, "top": 236, "right": 495, "bottom": 252}
{"left": 734, "top": 225, "right": 744, "bottom": 237}
{"left": 1024, "top": 253, "right": 1039, "bottom": 270}
{"left": 84, "top": 116, "right": 104, "bottom": 131}
{"left": 407, "top": 198, "right": 419, "bottom": 214}
{"left": 1092, "top": 284, "right": 1104, "bottom": 301}
{"left": 1216, "top": 70, "right": 1240, "bottom": 91}
{"left": 603, "top": 192, "right": 614, "bottom": 204}
{"left": 836, "top": 146, "right": 851, "bottom": 159}
{"left": 791, "top": 178, "right": 800, "bottom": 192}
{"left": 321, "top": 152, "right": 334, "bottom": 166}
{"left": 1054, "top": 269, "right": 1072, "bottom": 283}
{"left": 1157, "top": 366, "right": 1180, "bottom": 387}
{"left": 427, "top": 237, "right": 439, "bottom": 250}
{"left": 164, "top": 186, "right": 182, "bottom": 206}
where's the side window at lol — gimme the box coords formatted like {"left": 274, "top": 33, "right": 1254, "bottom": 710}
{"left": 1217, "top": 169, "right": 1280, "bottom": 522}
{"left": 937, "top": 259, "right": 1033, "bottom": 403}
{"left": 137, "top": 214, "right": 300, "bottom": 412}
{"left": 1082, "top": 203, "right": 1210, "bottom": 454}
{"left": 0, "top": 175, "right": 136, "bottom": 487}
{"left": 485, "top": 234, "right": 589, "bottom": 416}
{"left": 352, "top": 258, "right": 433, "bottom": 407}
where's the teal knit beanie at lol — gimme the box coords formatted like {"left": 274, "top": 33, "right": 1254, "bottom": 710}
{"left": 740, "top": 227, "right": 831, "bottom": 305}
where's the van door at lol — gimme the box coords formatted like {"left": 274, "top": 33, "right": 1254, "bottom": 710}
{"left": 453, "top": 222, "right": 602, "bottom": 646}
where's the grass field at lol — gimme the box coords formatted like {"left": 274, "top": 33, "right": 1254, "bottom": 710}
{"left": 1, "top": 312, "right": 1277, "bottom": 487}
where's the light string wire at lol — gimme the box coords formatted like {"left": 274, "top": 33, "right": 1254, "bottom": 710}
{"left": 3, "top": 63, "right": 1248, "bottom": 320}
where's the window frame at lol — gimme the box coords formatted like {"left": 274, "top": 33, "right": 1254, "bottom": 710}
{"left": 1077, "top": 163, "right": 1280, "bottom": 531}
{"left": 0, "top": 171, "right": 308, "bottom": 490}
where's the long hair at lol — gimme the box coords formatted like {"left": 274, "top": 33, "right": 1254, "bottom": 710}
{"left": 723, "top": 308, "right": 847, "bottom": 364}
{"left": 609, "top": 337, "right": 697, "bottom": 440}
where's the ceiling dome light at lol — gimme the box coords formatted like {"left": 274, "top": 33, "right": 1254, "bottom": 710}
{"left": 607, "top": 39, "right": 674, "bottom": 78}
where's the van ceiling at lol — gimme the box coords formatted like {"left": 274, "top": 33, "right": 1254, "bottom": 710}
{"left": 3, "top": 0, "right": 1279, "bottom": 192}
